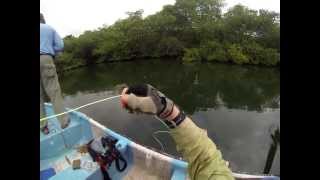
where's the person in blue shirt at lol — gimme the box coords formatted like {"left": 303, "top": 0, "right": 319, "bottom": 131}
{"left": 40, "top": 13, "right": 69, "bottom": 134}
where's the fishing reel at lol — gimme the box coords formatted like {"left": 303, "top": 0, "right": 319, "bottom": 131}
{"left": 87, "top": 135, "right": 127, "bottom": 180}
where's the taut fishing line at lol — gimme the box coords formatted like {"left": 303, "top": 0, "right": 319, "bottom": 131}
{"left": 40, "top": 95, "right": 121, "bottom": 149}
{"left": 40, "top": 95, "right": 121, "bottom": 122}
{"left": 40, "top": 94, "right": 170, "bottom": 153}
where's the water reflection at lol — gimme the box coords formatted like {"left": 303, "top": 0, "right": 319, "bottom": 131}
{"left": 60, "top": 60, "right": 280, "bottom": 174}
{"left": 61, "top": 61, "right": 280, "bottom": 113}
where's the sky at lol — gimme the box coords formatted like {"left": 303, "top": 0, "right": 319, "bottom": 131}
{"left": 40, "top": 0, "right": 280, "bottom": 37}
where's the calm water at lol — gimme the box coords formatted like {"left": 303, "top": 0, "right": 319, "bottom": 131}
{"left": 60, "top": 60, "right": 280, "bottom": 175}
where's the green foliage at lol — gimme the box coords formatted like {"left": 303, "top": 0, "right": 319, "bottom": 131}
{"left": 74, "top": 35, "right": 98, "bottom": 65}
{"left": 243, "top": 41, "right": 279, "bottom": 66}
{"left": 182, "top": 48, "right": 201, "bottom": 62}
{"left": 260, "top": 48, "right": 280, "bottom": 66}
{"left": 157, "top": 37, "right": 184, "bottom": 57}
{"left": 58, "top": 0, "right": 280, "bottom": 70}
{"left": 227, "top": 44, "right": 249, "bottom": 64}
{"left": 242, "top": 41, "right": 264, "bottom": 65}
{"left": 199, "top": 41, "right": 228, "bottom": 62}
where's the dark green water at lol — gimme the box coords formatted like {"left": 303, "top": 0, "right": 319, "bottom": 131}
{"left": 60, "top": 60, "right": 280, "bottom": 175}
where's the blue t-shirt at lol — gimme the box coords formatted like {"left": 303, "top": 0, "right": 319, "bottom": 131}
{"left": 40, "top": 23, "right": 64, "bottom": 56}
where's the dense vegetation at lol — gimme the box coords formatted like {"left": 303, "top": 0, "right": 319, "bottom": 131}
{"left": 57, "top": 0, "right": 280, "bottom": 71}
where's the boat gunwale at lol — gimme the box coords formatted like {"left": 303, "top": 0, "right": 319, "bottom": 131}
{"left": 43, "top": 103, "right": 279, "bottom": 179}
{"left": 85, "top": 114, "right": 280, "bottom": 179}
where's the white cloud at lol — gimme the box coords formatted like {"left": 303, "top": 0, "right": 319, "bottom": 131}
{"left": 40, "top": 0, "right": 279, "bottom": 37}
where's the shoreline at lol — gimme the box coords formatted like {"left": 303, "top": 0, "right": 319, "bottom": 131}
{"left": 57, "top": 57, "right": 280, "bottom": 74}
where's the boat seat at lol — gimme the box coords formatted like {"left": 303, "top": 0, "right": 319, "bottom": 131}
{"left": 40, "top": 104, "right": 132, "bottom": 179}
{"left": 41, "top": 104, "right": 94, "bottom": 160}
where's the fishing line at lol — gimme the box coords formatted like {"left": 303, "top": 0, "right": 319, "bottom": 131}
{"left": 40, "top": 94, "right": 171, "bottom": 153}
{"left": 152, "top": 130, "right": 170, "bottom": 152}
{"left": 152, "top": 116, "right": 171, "bottom": 152}
{"left": 40, "top": 95, "right": 121, "bottom": 122}
{"left": 41, "top": 95, "right": 121, "bottom": 149}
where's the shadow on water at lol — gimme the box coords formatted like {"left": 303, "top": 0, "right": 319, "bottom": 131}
{"left": 60, "top": 60, "right": 280, "bottom": 175}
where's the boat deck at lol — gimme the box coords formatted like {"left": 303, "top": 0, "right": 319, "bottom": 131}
{"left": 40, "top": 104, "right": 279, "bottom": 180}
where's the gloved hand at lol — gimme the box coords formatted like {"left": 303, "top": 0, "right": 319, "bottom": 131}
{"left": 120, "top": 84, "right": 186, "bottom": 128}
{"left": 121, "top": 84, "right": 234, "bottom": 180}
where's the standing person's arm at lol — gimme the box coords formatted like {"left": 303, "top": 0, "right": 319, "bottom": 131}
{"left": 121, "top": 84, "right": 234, "bottom": 180}
{"left": 53, "top": 29, "right": 64, "bottom": 54}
